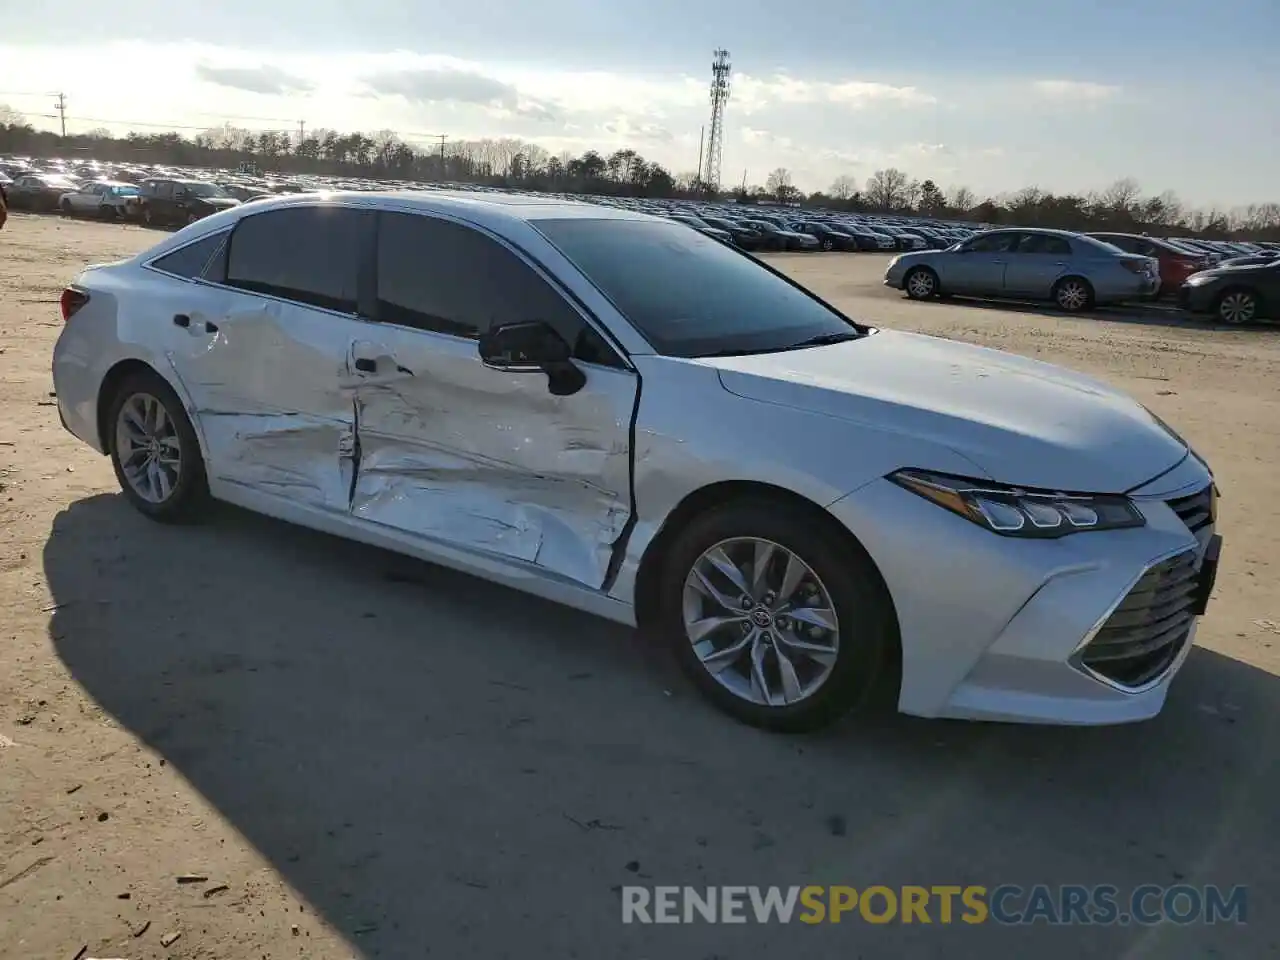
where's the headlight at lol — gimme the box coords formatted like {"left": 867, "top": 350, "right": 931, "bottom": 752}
{"left": 889, "top": 469, "right": 1145, "bottom": 538}
{"left": 887, "top": 256, "right": 901, "bottom": 270}
{"left": 1185, "top": 273, "right": 1215, "bottom": 286}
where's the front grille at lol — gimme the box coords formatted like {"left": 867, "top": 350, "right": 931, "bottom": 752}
{"left": 1079, "top": 550, "right": 1199, "bottom": 688}
{"left": 1167, "top": 484, "right": 1215, "bottom": 534}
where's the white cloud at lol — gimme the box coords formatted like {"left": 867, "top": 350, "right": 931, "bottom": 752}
{"left": 194, "top": 63, "right": 315, "bottom": 96}
{"left": 733, "top": 74, "right": 937, "bottom": 114}
{"left": 1031, "top": 79, "right": 1120, "bottom": 102}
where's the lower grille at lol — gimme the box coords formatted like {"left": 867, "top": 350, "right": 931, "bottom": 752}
{"left": 1079, "top": 550, "right": 1199, "bottom": 689}
{"left": 1167, "top": 484, "right": 1215, "bottom": 534}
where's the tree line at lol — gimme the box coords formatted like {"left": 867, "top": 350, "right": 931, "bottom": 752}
{"left": 2, "top": 106, "right": 1277, "bottom": 241}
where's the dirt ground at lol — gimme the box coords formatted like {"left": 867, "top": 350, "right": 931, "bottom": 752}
{"left": 2, "top": 213, "right": 1278, "bottom": 960}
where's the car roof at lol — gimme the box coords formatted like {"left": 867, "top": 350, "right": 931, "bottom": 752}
{"left": 231, "top": 189, "right": 663, "bottom": 227}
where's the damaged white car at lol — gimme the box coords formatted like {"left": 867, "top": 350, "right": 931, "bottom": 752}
{"left": 52, "top": 192, "right": 1222, "bottom": 731}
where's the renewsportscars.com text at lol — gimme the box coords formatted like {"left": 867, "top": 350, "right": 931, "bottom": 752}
{"left": 621, "top": 884, "right": 1248, "bottom": 926}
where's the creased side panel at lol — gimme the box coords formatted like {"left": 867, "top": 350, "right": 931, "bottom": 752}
{"left": 347, "top": 337, "right": 636, "bottom": 588}
{"left": 164, "top": 295, "right": 358, "bottom": 514}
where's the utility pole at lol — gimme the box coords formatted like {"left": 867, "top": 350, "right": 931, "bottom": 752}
{"left": 297, "top": 119, "right": 306, "bottom": 142}
{"left": 53, "top": 92, "right": 67, "bottom": 137}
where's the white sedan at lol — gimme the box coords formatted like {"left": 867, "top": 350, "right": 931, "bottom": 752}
{"left": 59, "top": 180, "right": 143, "bottom": 219}
{"left": 50, "top": 192, "right": 1222, "bottom": 731}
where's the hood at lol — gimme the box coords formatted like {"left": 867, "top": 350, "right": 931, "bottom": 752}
{"left": 705, "top": 330, "right": 1186, "bottom": 494}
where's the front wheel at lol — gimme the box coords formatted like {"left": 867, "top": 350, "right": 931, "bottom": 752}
{"left": 1053, "top": 276, "right": 1094, "bottom": 313}
{"left": 1215, "top": 289, "right": 1259, "bottom": 325}
{"left": 60, "top": 199, "right": 73, "bottom": 215}
{"left": 98, "top": 204, "right": 116, "bottom": 220}
{"left": 658, "top": 500, "right": 896, "bottom": 732}
{"left": 904, "top": 267, "right": 939, "bottom": 300}
{"left": 821, "top": 239, "right": 834, "bottom": 251}
{"left": 107, "top": 371, "right": 210, "bottom": 523}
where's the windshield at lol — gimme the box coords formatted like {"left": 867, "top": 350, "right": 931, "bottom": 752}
{"left": 182, "top": 182, "right": 228, "bottom": 198}
{"left": 535, "top": 218, "right": 862, "bottom": 358}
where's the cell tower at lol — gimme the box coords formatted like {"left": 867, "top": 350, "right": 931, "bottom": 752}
{"left": 701, "top": 49, "right": 731, "bottom": 190}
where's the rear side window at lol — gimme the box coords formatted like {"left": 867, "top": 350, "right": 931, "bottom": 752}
{"left": 226, "top": 206, "right": 369, "bottom": 312}
{"left": 1018, "top": 234, "right": 1072, "bottom": 255}
{"left": 149, "top": 231, "right": 229, "bottom": 280}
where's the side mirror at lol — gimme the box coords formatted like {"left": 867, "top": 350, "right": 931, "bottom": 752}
{"left": 478, "top": 320, "right": 585, "bottom": 396}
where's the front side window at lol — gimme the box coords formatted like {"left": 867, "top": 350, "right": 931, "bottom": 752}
{"left": 1017, "top": 234, "right": 1072, "bottom": 255}
{"left": 966, "top": 232, "right": 1019, "bottom": 254}
{"left": 374, "top": 212, "right": 617, "bottom": 365}
{"left": 226, "top": 206, "right": 368, "bottom": 312}
{"left": 535, "top": 218, "right": 863, "bottom": 358}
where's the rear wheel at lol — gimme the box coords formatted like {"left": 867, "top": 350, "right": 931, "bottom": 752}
{"left": 98, "top": 204, "right": 116, "bottom": 220}
{"left": 185, "top": 212, "right": 200, "bottom": 226}
{"left": 59, "top": 199, "right": 73, "bottom": 215}
{"left": 1053, "top": 276, "right": 1094, "bottom": 313}
{"left": 821, "top": 238, "right": 834, "bottom": 251}
{"left": 143, "top": 206, "right": 155, "bottom": 226}
{"left": 658, "top": 499, "right": 895, "bottom": 732}
{"left": 904, "top": 267, "right": 939, "bottom": 300}
{"left": 106, "top": 370, "right": 210, "bottom": 523}
{"left": 1215, "top": 289, "right": 1259, "bottom": 325}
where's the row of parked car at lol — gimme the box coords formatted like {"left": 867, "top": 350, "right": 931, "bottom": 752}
{"left": 5, "top": 152, "right": 1277, "bottom": 323}
{"left": 882, "top": 226, "right": 1280, "bottom": 324}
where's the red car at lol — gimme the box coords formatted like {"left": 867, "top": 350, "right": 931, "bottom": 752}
{"left": 1089, "top": 233, "right": 1211, "bottom": 297}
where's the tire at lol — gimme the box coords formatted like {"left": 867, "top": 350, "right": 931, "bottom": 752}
{"left": 143, "top": 206, "right": 155, "bottom": 226}
{"left": 1052, "top": 276, "right": 1094, "bottom": 313}
{"left": 657, "top": 498, "right": 896, "bottom": 733}
{"left": 1215, "top": 288, "right": 1259, "bottom": 326}
{"left": 821, "top": 239, "right": 834, "bottom": 251}
{"left": 59, "top": 199, "right": 72, "bottom": 215}
{"left": 106, "top": 370, "right": 210, "bottom": 523}
{"left": 98, "top": 204, "right": 116, "bottom": 221}
{"left": 904, "top": 267, "right": 939, "bottom": 300}
{"left": 185, "top": 212, "right": 200, "bottom": 226}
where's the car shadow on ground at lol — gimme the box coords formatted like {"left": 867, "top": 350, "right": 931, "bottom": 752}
{"left": 879, "top": 288, "right": 1279, "bottom": 333}
{"left": 45, "top": 494, "right": 1278, "bottom": 958}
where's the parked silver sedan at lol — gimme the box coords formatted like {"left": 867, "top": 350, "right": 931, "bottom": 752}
{"left": 51, "top": 194, "right": 1219, "bottom": 732}
{"left": 884, "top": 228, "right": 1159, "bottom": 312}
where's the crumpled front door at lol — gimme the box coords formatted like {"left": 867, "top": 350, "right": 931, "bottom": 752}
{"left": 346, "top": 329, "right": 637, "bottom": 590}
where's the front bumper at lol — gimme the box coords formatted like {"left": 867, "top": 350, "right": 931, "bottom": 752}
{"left": 827, "top": 455, "right": 1219, "bottom": 724}
{"left": 1179, "top": 281, "right": 1219, "bottom": 313}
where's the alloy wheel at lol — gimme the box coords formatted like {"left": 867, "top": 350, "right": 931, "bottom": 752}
{"left": 906, "top": 270, "right": 936, "bottom": 298}
{"left": 1056, "top": 280, "right": 1089, "bottom": 311}
{"left": 1217, "top": 292, "right": 1256, "bottom": 325}
{"left": 114, "top": 392, "right": 182, "bottom": 504}
{"left": 682, "top": 537, "right": 840, "bottom": 707}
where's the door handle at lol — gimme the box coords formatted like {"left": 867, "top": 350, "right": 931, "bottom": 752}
{"left": 353, "top": 357, "right": 377, "bottom": 373}
{"left": 173, "top": 313, "right": 190, "bottom": 328}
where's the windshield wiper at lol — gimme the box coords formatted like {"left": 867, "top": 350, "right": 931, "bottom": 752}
{"left": 783, "top": 331, "right": 862, "bottom": 350}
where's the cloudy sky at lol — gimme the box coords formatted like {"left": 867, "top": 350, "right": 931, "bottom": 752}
{"left": 2, "top": 0, "right": 1277, "bottom": 206}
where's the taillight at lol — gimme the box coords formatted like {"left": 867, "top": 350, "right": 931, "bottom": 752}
{"left": 60, "top": 287, "right": 89, "bottom": 322}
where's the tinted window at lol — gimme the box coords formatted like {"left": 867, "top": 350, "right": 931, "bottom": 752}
{"left": 227, "top": 206, "right": 368, "bottom": 312}
{"left": 150, "top": 231, "right": 228, "bottom": 280}
{"left": 1017, "top": 234, "right": 1072, "bottom": 255}
{"left": 966, "top": 232, "right": 1019, "bottom": 253}
{"left": 535, "top": 218, "right": 862, "bottom": 358}
{"left": 375, "top": 212, "right": 618, "bottom": 365}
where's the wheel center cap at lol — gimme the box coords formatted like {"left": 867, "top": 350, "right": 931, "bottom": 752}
{"left": 750, "top": 606, "right": 774, "bottom": 629}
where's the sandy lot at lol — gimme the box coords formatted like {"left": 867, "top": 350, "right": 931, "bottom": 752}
{"left": 2, "top": 213, "right": 1278, "bottom": 959}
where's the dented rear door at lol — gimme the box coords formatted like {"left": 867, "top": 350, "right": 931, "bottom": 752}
{"left": 165, "top": 204, "right": 372, "bottom": 512}
{"left": 347, "top": 211, "right": 638, "bottom": 590}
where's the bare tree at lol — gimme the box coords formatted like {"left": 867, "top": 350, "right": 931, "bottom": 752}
{"left": 0, "top": 103, "right": 25, "bottom": 126}
{"left": 864, "top": 168, "right": 911, "bottom": 210}
{"left": 766, "top": 167, "right": 794, "bottom": 201}
{"left": 830, "top": 174, "right": 859, "bottom": 200}
{"left": 948, "top": 185, "right": 976, "bottom": 212}
{"left": 1097, "top": 177, "right": 1142, "bottom": 214}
